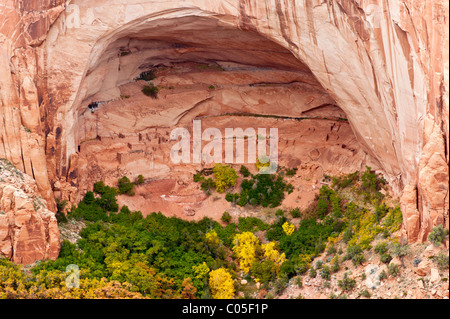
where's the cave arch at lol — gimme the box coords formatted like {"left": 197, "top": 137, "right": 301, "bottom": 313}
{"left": 47, "top": 3, "right": 401, "bottom": 188}
{"left": 65, "top": 13, "right": 377, "bottom": 212}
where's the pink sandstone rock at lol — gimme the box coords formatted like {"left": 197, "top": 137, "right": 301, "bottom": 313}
{"left": 0, "top": 159, "right": 60, "bottom": 264}
{"left": 0, "top": 0, "right": 448, "bottom": 263}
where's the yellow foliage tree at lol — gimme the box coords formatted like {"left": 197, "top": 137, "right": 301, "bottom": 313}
{"left": 209, "top": 268, "right": 235, "bottom": 299}
{"left": 262, "top": 242, "right": 286, "bottom": 272}
{"left": 192, "top": 262, "right": 210, "bottom": 279}
{"left": 232, "top": 232, "right": 260, "bottom": 274}
{"left": 213, "top": 163, "right": 238, "bottom": 193}
{"left": 282, "top": 221, "right": 295, "bottom": 236}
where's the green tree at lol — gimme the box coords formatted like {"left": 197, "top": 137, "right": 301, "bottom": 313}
{"left": 239, "top": 165, "right": 251, "bottom": 177}
{"left": 118, "top": 176, "right": 135, "bottom": 196}
{"left": 135, "top": 175, "right": 145, "bottom": 185}
{"left": 221, "top": 211, "right": 232, "bottom": 223}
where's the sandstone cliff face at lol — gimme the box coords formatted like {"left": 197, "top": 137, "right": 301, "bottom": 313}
{"left": 0, "top": 159, "right": 60, "bottom": 264}
{"left": 0, "top": 0, "right": 448, "bottom": 263}
{"left": 0, "top": 0, "right": 65, "bottom": 264}
{"left": 0, "top": 0, "right": 66, "bottom": 212}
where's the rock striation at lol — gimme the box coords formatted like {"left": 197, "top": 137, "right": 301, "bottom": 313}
{"left": 0, "top": 0, "right": 448, "bottom": 262}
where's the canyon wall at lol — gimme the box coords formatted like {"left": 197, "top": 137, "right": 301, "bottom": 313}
{"left": 0, "top": 0, "right": 66, "bottom": 263}
{"left": 0, "top": 0, "right": 448, "bottom": 262}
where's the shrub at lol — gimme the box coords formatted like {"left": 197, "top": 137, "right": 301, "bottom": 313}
{"left": 380, "top": 253, "right": 392, "bottom": 264}
{"left": 225, "top": 193, "right": 239, "bottom": 203}
{"left": 433, "top": 252, "right": 449, "bottom": 270}
{"left": 327, "top": 243, "right": 337, "bottom": 256}
{"left": 351, "top": 254, "right": 365, "bottom": 266}
{"left": 55, "top": 199, "right": 68, "bottom": 223}
{"left": 200, "top": 178, "right": 215, "bottom": 195}
{"left": 338, "top": 272, "right": 356, "bottom": 291}
{"left": 294, "top": 254, "right": 312, "bottom": 275}
{"left": 374, "top": 241, "right": 389, "bottom": 255}
{"left": 118, "top": 176, "right": 135, "bottom": 196}
{"left": 289, "top": 207, "right": 301, "bottom": 218}
{"left": 331, "top": 171, "right": 359, "bottom": 189}
{"left": 275, "top": 209, "right": 284, "bottom": 217}
{"left": 346, "top": 245, "right": 365, "bottom": 266}
{"left": 142, "top": 83, "right": 159, "bottom": 98}
{"left": 342, "top": 226, "right": 354, "bottom": 243}
{"left": 413, "top": 257, "right": 422, "bottom": 267}
{"left": 135, "top": 175, "right": 145, "bottom": 185}
{"left": 320, "top": 265, "right": 331, "bottom": 280}
{"left": 428, "top": 225, "right": 449, "bottom": 246}
{"left": 284, "top": 167, "right": 297, "bottom": 177}
{"left": 193, "top": 172, "right": 204, "bottom": 182}
{"left": 239, "top": 165, "right": 251, "bottom": 177}
{"left": 390, "top": 243, "right": 409, "bottom": 258}
{"left": 358, "top": 166, "right": 386, "bottom": 203}
{"left": 388, "top": 263, "right": 400, "bottom": 277}
{"left": 251, "top": 260, "right": 277, "bottom": 284}
{"left": 382, "top": 206, "right": 403, "bottom": 233}
{"left": 361, "top": 166, "right": 380, "bottom": 192}
{"left": 361, "top": 289, "right": 371, "bottom": 298}
{"left": 273, "top": 273, "right": 289, "bottom": 294}
{"left": 315, "top": 260, "right": 324, "bottom": 269}
{"left": 331, "top": 256, "right": 340, "bottom": 273}
{"left": 347, "top": 208, "right": 385, "bottom": 250}
{"left": 294, "top": 276, "right": 303, "bottom": 288}
{"left": 221, "top": 211, "right": 232, "bottom": 224}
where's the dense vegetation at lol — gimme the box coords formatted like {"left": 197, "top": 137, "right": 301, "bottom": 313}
{"left": 0, "top": 166, "right": 412, "bottom": 299}
{"left": 194, "top": 163, "right": 293, "bottom": 208}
